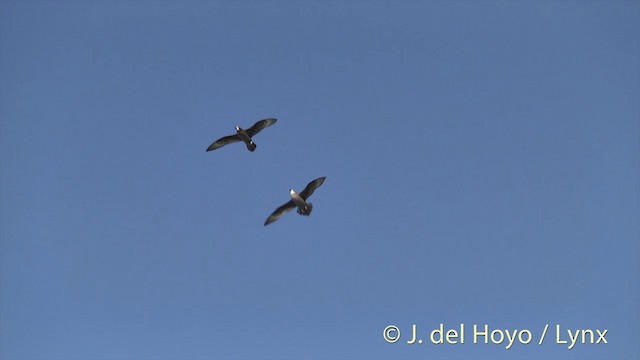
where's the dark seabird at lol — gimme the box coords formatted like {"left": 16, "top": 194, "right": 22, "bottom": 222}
{"left": 264, "top": 177, "right": 327, "bottom": 226}
{"left": 206, "top": 118, "right": 277, "bottom": 152}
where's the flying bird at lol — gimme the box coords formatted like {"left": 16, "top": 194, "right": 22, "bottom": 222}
{"left": 206, "top": 118, "right": 277, "bottom": 152}
{"left": 264, "top": 177, "right": 327, "bottom": 226}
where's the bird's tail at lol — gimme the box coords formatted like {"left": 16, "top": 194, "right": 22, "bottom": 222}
{"left": 297, "top": 203, "right": 313, "bottom": 216}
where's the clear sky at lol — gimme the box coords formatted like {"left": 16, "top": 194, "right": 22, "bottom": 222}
{"left": 1, "top": 1, "right": 638, "bottom": 359}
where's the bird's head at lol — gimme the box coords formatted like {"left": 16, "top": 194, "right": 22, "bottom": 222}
{"left": 235, "top": 126, "right": 241, "bottom": 131}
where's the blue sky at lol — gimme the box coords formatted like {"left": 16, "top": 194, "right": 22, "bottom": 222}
{"left": 1, "top": 1, "right": 638, "bottom": 359}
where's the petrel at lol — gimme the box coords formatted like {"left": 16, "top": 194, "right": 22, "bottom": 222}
{"left": 206, "top": 118, "right": 277, "bottom": 152}
{"left": 264, "top": 177, "right": 327, "bottom": 226}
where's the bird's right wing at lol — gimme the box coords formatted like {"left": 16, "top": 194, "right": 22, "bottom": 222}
{"left": 206, "top": 134, "right": 241, "bottom": 152}
{"left": 264, "top": 200, "right": 296, "bottom": 226}
{"left": 299, "top": 177, "right": 326, "bottom": 199}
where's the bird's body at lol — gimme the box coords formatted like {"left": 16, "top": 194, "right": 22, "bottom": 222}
{"left": 206, "top": 118, "right": 277, "bottom": 152}
{"left": 234, "top": 126, "right": 256, "bottom": 151}
{"left": 265, "top": 177, "right": 326, "bottom": 226}
{"left": 290, "top": 189, "right": 312, "bottom": 215}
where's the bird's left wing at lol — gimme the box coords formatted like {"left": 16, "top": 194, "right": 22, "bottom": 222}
{"left": 299, "top": 177, "right": 326, "bottom": 200}
{"left": 246, "top": 118, "right": 277, "bottom": 137}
